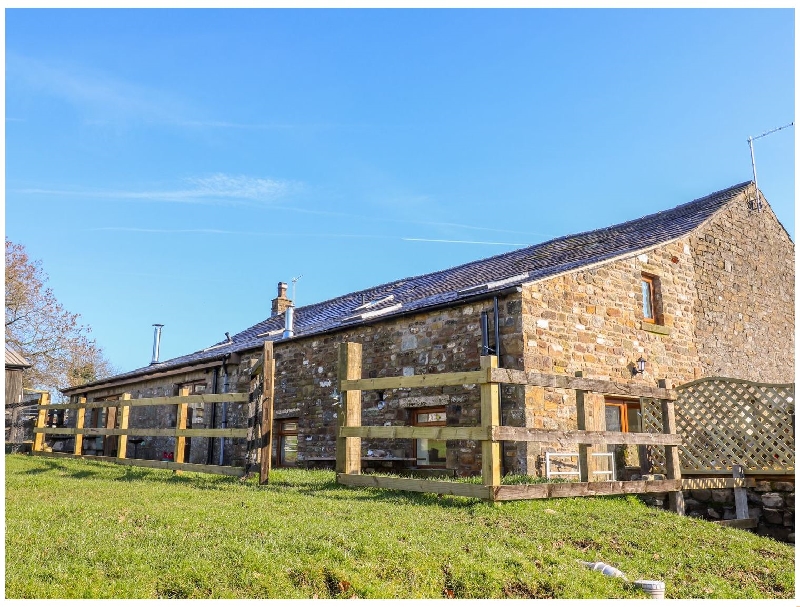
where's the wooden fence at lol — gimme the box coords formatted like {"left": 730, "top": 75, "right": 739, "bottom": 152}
{"left": 31, "top": 389, "right": 252, "bottom": 477}
{"left": 31, "top": 342, "right": 278, "bottom": 484}
{"left": 6, "top": 391, "right": 48, "bottom": 450}
{"left": 333, "top": 342, "right": 759, "bottom": 511}
{"left": 641, "top": 377, "right": 794, "bottom": 476}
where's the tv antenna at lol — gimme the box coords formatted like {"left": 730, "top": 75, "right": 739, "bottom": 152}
{"left": 291, "top": 275, "right": 303, "bottom": 304}
{"left": 747, "top": 121, "right": 793, "bottom": 211}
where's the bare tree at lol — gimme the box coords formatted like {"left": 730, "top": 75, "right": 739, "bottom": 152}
{"left": 5, "top": 239, "right": 115, "bottom": 397}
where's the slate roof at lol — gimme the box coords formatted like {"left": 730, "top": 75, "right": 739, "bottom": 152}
{"left": 6, "top": 345, "right": 32, "bottom": 369}
{"left": 65, "top": 181, "right": 752, "bottom": 392}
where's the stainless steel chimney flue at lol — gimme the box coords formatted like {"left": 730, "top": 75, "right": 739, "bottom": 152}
{"left": 151, "top": 324, "right": 164, "bottom": 364}
{"left": 283, "top": 307, "right": 294, "bottom": 339}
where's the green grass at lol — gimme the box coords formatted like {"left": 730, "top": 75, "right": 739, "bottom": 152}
{"left": 4, "top": 455, "right": 794, "bottom": 599}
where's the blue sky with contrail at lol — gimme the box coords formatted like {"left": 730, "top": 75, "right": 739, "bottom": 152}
{"left": 5, "top": 8, "right": 794, "bottom": 374}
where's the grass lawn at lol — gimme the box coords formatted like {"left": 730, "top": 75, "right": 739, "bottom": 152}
{"left": 4, "top": 454, "right": 794, "bottom": 599}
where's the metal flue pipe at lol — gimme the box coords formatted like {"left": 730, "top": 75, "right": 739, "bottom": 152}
{"left": 151, "top": 324, "right": 164, "bottom": 364}
{"left": 283, "top": 306, "right": 295, "bottom": 339}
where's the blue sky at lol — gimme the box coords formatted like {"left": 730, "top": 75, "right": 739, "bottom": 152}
{"left": 5, "top": 9, "right": 794, "bottom": 378}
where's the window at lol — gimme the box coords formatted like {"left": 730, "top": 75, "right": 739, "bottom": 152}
{"left": 641, "top": 276, "right": 655, "bottom": 322}
{"left": 277, "top": 419, "right": 298, "bottom": 466}
{"left": 604, "top": 398, "right": 642, "bottom": 433}
{"left": 605, "top": 398, "right": 646, "bottom": 470}
{"left": 412, "top": 407, "right": 447, "bottom": 467}
{"left": 185, "top": 382, "right": 207, "bottom": 395}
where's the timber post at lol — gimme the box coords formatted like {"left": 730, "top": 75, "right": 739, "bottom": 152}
{"left": 732, "top": 464, "right": 749, "bottom": 520}
{"left": 480, "top": 355, "right": 501, "bottom": 497}
{"left": 117, "top": 393, "right": 131, "bottom": 459}
{"left": 32, "top": 392, "right": 50, "bottom": 452}
{"left": 104, "top": 400, "right": 118, "bottom": 457}
{"left": 659, "top": 379, "right": 685, "bottom": 515}
{"left": 174, "top": 386, "right": 190, "bottom": 474}
{"left": 73, "top": 397, "right": 86, "bottom": 456}
{"left": 336, "top": 342, "right": 362, "bottom": 475}
{"left": 260, "top": 341, "right": 276, "bottom": 484}
{"left": 576, "top": 372, "right": 605, "bottom": 482}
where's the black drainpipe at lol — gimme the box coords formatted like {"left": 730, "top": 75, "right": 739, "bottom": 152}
{"left": 493, "top": 295, "right": 501, "bottom": 358}
{"left": 206, "top": 366, "right": 219, "bottom": 465}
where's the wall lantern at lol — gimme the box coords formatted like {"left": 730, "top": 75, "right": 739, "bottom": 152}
{"left": 632, "top": 356, "right": 647, "bottom": 376}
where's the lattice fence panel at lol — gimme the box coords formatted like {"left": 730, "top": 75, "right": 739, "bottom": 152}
{"left": 641, "top": 398, "right": 666, "bottom": 474}
{"left": 674, "top": 377, "right": 794, "bottom": 473}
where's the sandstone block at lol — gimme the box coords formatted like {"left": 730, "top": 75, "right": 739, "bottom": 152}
{"left": 691, "top": 489, "right": 712, "bottom": 502}
{"left": 761, "top": 493, "right": 784, "bottom": 509}
{"left": 774, "top": 482, "right": 794, "bottom": 492}
{"left": 683, "top": 498, "right": 703, "bottom": 511}
{"left": 722, "top": 508, "right": 736, "bottom": 520}
{"left": 711, "top": 489, "right": 734, "bottom": 504}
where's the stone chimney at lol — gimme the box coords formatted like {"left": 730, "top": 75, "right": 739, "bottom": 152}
{"left": 271, "top": 282, "right": 292, "bottom": 316}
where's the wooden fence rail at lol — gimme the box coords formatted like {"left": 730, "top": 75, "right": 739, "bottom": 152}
{"left": 32, "top": 342, "right": 279, "bottom": 484}
{"left": 335, "top": 341, "right": 687, "bottom": 511}
{"left": 31, "top": 390, "right": 252, "bottom": 477}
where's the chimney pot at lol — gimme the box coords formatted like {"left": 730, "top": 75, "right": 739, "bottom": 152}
{"left": 271, "top": 282, "right": 293, "bottom": 316}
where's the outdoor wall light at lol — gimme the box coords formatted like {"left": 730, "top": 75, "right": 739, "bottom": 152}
{"left": 632, "top": 356, "right": 647, "bottom": 376}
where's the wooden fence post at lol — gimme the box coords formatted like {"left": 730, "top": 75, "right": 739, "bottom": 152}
{"left": 481, "top": 355, "right": 501, "bottom": 495}
{"left": 659, "top": 379, "right": 685, "bottom": 515}
{"left": 260, "top": 341, "right": 276, "bottom": 485}
{"left": 32, "top": 392, "right": 50, "bottom": 452}
{"left": 73, "top": 397, "right": 86, "bottom": 456}
{"left": 104, "top": 402, "right": 118, "bottom": 456}
{"left": 174, "top": 386, "right": 190, "bottom": 474}
{"left": 576, "top": 372, "right": 605, "bottom": 482}
{"left": 336, "top": 342, "right": 362, "bottom": 475}
{"left": 117, "top": 393, "right": 131, "bottom": 459}
{"left": 732, "top": 464, "right": 749, "bottom": 520}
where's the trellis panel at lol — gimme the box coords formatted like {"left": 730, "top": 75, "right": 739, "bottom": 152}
{"left": 643, "top": 378, "right": 794, "bottom": 474}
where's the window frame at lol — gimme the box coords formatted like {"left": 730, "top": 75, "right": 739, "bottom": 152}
{"left": 276, "top": 418, "right": 299, "bottom": 467}
{"left": 604, "top": 398, "right": 642, "bottom": 433}
{"left": 641, "top": 275, "right": 656, "bottom": 323}
{"left": 411, "top": 406, "right": 447, "bottom": 468}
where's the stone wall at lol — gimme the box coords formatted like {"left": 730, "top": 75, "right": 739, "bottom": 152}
{"left": 690, "top": 186, "right": 794, "bottom": 383}
{"left": 64, "top": 294, "right": 524, "bottom": 476}
{"left": 681, "top": 478, "right": 794, "bottom": 543}
{"left": 65, "top": 365, "right": 254, "bottom": 466}
{"left": 517, "top": 238, "right": 700, "bottom": 473}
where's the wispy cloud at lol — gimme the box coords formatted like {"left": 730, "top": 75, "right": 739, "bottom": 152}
{"left": 18, "top": 173, "right": 553, "bottom": 238}
{"left": 6, "top": 54, "right": 346, "bottom": 132}
{"left": 174, "top": 120, "right": 350, "bottom": 131}
{"left": 402, "top": 238, "right": 529, "bottom": 246}
{"left": 16, "top": 173, "right": 298, "bottom": 207}
{"left": 88, "top": 227, "right": 385, "bottom": 240}
{"left": 7, "top": 53, "right": 190, "bottom": 125}
{"left": 87, "top": 227, "right": 532, "bottom": 247}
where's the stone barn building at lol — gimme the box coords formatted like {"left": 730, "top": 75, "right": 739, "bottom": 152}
{"left": 59, "top": 181, "right": 794, "bottom": 478}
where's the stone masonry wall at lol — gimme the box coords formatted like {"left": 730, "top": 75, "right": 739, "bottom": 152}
{"left": 519, "top": 238, "right": 700, "bottom": 473}
{"left": 64, "top": 366, "right": 254, "bottom": 466}
{"left": 689, "top": 186, "right": 795, "bottom": 383}
{"left": 658, "top": 477, "right": 794, "bottom": 543}
{"left": 64, "top": 294, "right": 524, "bottom": 477}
